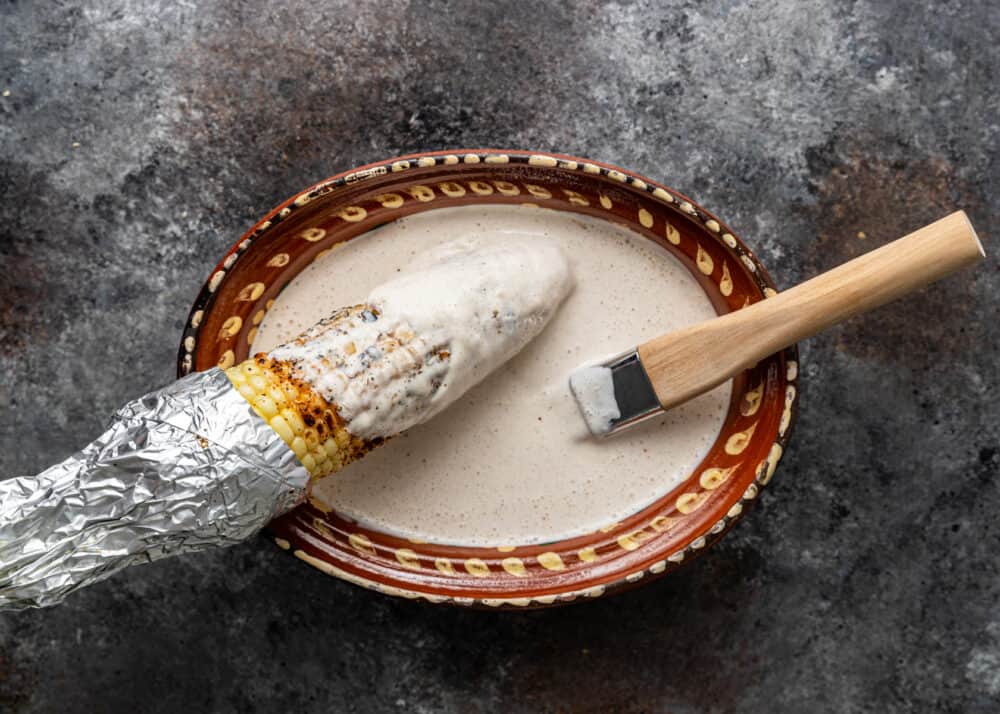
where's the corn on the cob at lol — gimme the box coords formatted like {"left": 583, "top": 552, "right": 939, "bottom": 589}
{"left": 224, "top": 303, "right": 442, "bottom": 478}
{"left": 225, "top": 236, "right": 573, "bottom": 480}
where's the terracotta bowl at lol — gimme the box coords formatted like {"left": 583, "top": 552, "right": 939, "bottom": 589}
{"left": 179, "top": 149, "right": 798, "bottom": 608}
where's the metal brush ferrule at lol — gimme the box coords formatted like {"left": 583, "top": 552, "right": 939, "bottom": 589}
{"left": 599, "top": 350, "right": 664, "bottom": 436}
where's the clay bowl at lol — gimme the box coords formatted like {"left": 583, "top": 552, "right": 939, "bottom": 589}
{"left": 179, "top": 149, "right": 798, "bottom": 608}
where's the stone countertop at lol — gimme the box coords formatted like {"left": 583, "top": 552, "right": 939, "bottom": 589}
{"left": 1, "top": 1, "right": 997, "bottom": 712}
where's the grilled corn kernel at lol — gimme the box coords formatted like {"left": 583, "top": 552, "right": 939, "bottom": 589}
{"left": 269, "top": 415, "right": 294, "bottom": 443}
{"left": 253, "top": 395, "right": 279, "bottom": 419}
{"left": 281, "top": 408, "right": 306, "bottom": 435}
{"left": 290, "top": 436, "right": 308, "bottom": 459}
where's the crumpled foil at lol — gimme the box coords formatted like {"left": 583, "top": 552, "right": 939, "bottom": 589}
{"left": 0, "top": 368, "right": 309, "bottom": 610}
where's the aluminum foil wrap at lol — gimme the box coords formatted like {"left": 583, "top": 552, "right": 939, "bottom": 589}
{"left": 0, "top": 368, "right": 309, "bottom": 610}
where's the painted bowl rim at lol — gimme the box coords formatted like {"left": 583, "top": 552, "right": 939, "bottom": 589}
{"left": 178, "top": 148, "right": 799, "bottom": 608}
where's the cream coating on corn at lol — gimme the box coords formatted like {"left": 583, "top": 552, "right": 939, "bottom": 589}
{"left": 227, "top": 237, "right": 572, "bottom": 478}
{"left": 270, "top": 236, "right": 573, "bottom": 440}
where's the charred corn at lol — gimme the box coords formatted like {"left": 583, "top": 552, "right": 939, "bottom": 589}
{"left": 223, "top": 237, "right": 574, "bottom": 480}
{"left": 225, "top": 304, "right": 404, "bottom": 478}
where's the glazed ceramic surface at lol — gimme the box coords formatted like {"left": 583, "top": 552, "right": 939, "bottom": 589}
{"left": 179, "top": 150, "right": 798, "bottom": 608}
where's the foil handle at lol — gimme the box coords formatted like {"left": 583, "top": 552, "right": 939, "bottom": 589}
{"left": 0, "top": 369, "right": 308, "bottom": 610}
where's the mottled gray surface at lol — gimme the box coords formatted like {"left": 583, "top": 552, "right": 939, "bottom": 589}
{"left": 1, "top": 1, "right": 998, "bottom": 712}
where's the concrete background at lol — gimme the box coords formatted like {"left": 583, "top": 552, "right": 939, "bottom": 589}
{"left": 1, "top": 1, "right": 997, "bottom": 712}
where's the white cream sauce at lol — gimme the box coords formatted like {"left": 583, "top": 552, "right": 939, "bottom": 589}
{"left": 255, "top": 206, "right": 732, "bottom": 546}
{"left": 269, "top": 237, "right": 572, "bottom": 440}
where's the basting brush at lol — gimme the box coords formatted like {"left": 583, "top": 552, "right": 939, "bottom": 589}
{"left": 570, "top": 211, "right": 985, "bottom": 437}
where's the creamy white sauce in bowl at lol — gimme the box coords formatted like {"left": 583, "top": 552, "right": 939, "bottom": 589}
{"left": 255, "top": 205, "right": 732, "bottom": 547}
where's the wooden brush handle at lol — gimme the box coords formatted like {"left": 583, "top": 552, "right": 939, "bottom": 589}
{"left": 638, "top": 211, "right": 985, "bottom": 410}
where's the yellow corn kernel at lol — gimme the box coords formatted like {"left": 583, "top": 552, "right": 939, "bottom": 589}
{"left": 301, "top": 454, "right": 317, "bottom": 472}
{"left": 281, "top": 408, "right": 306, "bottom": 435}
{"left": 237, "top": 384, "right": 257, "bottom": 402}
{"left": 290, "top": 436, "right": 308, "bottom": 458}
{"left": 240, "top": 361, "right": 261, "bottom": 377}
{"left": 253, "top": 395, "right": 279, "bottom": 419}
{"left": 267, "top": 387, "right": 286, "bottom": 405}
{"left": 269, "top": 415, "right": 294, "bottom": 443}
{"left": 249, "top": 375, "right": 268, "bottom": 393}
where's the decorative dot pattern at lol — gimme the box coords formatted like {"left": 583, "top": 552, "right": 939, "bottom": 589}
{"left": 666, "top": 223, "right": 681, "bottom": 245}
{"left": 300, "top": 227, "right": 326, "bottom": 242}
{"left": 465, "top": 559, "right": 490, "bottom": 577}
{"left": 502, "top": 557, "right": 528, "bottom": 577}
{"left": 434, "top": 558, "right": 455, "bottom": 576}
{"left": 696, "top": 245, "right": 714, "bottom": 275}
{"left": 395, "top": 549, "right": 420, "bottom": 570}
{"left": 350, "top": 533, "right": 376, "bottom": 556}
{"left": 537, "top": 552, "right": 566, "bottom": 571}
{"left": 720, "top": 262, "right": 733, "bottom": 296}
{"left": 725, "top": 423, "right": 758, "bottom": 455}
